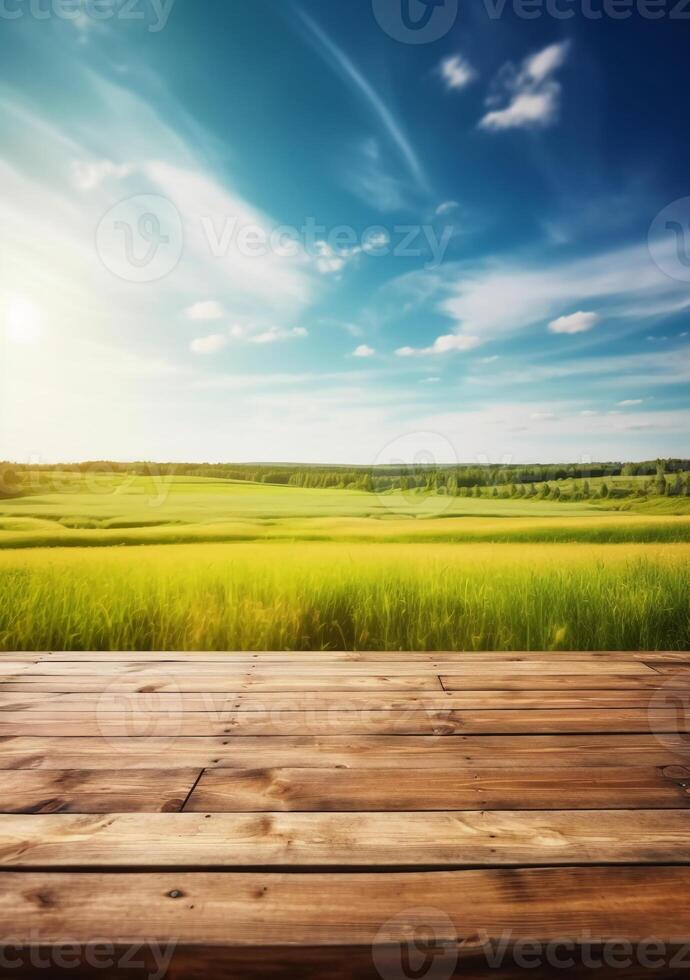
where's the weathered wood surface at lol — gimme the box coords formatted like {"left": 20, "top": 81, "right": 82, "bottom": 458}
{"left": 1, "top": 650, "right": 689, "bottom": 976}
{"left": 0, "top": 770, "right": 200, "bottom": 813}
{"left": 2, "top": 672, "right": 678, "bottom": 692}
{"left": 3, "top": 866, "right": 690, "bottom": 942}
{"left": 0, "top": 708, "right": 687, "bottom": 736}
{"left": 0, "top": 733, "right": 687, "bottom": 769}
{"left": 0, "top": 689, "right": 674, "bottom": 709}
{"left": 187, "top": 766, "right": 690, "bottom": 812}
{"left": 2, "top": 810, "right": 690, "bottom": 868}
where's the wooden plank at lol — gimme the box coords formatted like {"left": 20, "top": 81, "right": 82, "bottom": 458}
{"left": 2, "top": 673, "right": 679, "bottom": 693}
{"left": 25, "top": 649, "right": 690, "bottom": 661}
{"left": 0, "top": 689, "right": 671, "bottom": 711}
{"left": 5, "top": 945, "right": 684, "bottom": 980}
{"left": 4, "top": 946, "right": 687, "bottom": 980}
{"left": 2, "top": 867, "right": 690, "bottom": 943}
{"left": 0, "top": 734, "right": 684, "bottom": 769}
{"left": 646, "top": 664, "right": 690, "bottom": 674}
{"left": 187, "top": 766, "right": 690, "bottom": 812}
{"left": 437, "top": 674, "right": 683, "bottom": 691}
{"left": 0, "top": 770, "right": 200, "bottom": 813}
{"left": 0, "top": 673, "right": 444, "bottom": 692}
{"left": 17, "top": 660, "right": 655, "bottom": 675}
{"left": 0, "top": 708, "right": 687, "bottom": 736}
{"left": 2, "top": 810, "right": 690, "bottom": 868}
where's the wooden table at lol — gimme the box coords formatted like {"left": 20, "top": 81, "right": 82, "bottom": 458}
{"left": 1, "top": 650, "right": 690, "bottom": 978}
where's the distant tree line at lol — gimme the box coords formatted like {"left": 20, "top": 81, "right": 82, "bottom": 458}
{"left": 2, "top": 457, "right": 689, "bottom": 501}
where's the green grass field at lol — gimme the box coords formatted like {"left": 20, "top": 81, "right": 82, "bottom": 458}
{"left": 1, "top": 474, "right": 689, "bottom": 651}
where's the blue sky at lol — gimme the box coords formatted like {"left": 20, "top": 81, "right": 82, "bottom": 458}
{"left": 1, "top": 0, "right": 689, "bottom": 464}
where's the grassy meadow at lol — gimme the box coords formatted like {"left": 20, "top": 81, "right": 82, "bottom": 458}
{"left": 0, "top": 473, "right": 689, "bottom": 651}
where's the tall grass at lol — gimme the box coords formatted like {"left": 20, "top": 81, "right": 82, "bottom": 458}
{"left": 1, "top": 542, "right": 688, "bottom": 651}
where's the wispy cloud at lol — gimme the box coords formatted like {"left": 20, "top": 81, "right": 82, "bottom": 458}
{"left": 396, "top": 334, "right": 481, "bottom": 357}
{"left": 347, "top": 139, "right": 413, "bottom": 212}
{"left": 251, "top": 326, "right": 308, "bottom": 345}
{"left": 435, "top": 200, "right": 459, "bottom": 216}
{"left": 299, "top": 10, "right": 429, "bottom": 192}
{"left": 437, "top": 240, "right": 690, "bottom": 347}
{"left": 71, "top": 159, "right": 134, "bottom": 190}
{"left": 191, "top": 324, "right": 308, "bottom": 353}
{"left": 480, "top": 42, "right": 570, "bottom": 131}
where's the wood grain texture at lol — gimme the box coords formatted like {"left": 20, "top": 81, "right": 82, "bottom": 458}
{"left": 23, "top": 650, "right": 690, "bottom": 662}
{"left": 0, "top": 770, "right": 201, "bottom": 813}
{"left": 3, "top": 673, "right": 681, "bottom": 693}
{"left": 3, "top": 867, "right": 690, "bottom": 943}
{"left": 17, "top": 660, "right": 655, "bottom": 675}
{"left": 0, "top": 708, "right": 686, "bottom": 736}
{"left": 0, "top": 673, "right": 445, "bottom": 692}
{"left": 0, "top": 689, "right": 673, "bottom": 711}
{"left": 2, "top": 810, "right": 690, "bottom": 868}
{"left": 6, "top": 946, "right": 689, "bottom": 980}
{"left": 2, "top": 650, "right": 690, "bottom": 972}
{"left": 0, "top": 734, "right": 686, "bottom": 769}
{"left": 186, "top": 766, "right": 690, "bottom": 811}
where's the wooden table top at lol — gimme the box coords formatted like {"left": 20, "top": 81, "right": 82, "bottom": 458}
{"left": 1, "top": 650, "right": 690, "bottom": 978}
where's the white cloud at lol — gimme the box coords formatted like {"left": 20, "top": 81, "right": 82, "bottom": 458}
{"left": 480, "top": 355, "right": 500, "bottom": 363}
{"left": 184, "top": 300, "right": 224, "bottom": 321}
{"left": 396, "top": 334, "right": 481, "bottom": 357}
{"left": 420, "top": 377, "right": 441, "bottom": 384}
{"left": 314, "top": 241, "right": 347, "bottom": 275}
{"left": 531, "top": 411, "right": 556, "bottom": 420}
{"left": 190, "top": 333, "right": 227, "bottom": 355}
{"left": 617, "top": 398, "right": 644, "bottom": 406}
{"left": 524, "top": 43, "right": 570, "bottom": 83}
{"left": 480, "top": 42, "right": 569, "bottom": 131}
{"left": 362, "top": 230, "right": 390, "bottom": 252}
{"left": 481, "top": 89, "right": 560, "bottom": 131}
{"left": 146, "top": 160, "right": 314, "bottom": 314}
{"left": 580, "top": 410, "right": 599, "bottom": 417}
{"left": 250, "top": 326, "right": 308, "bottom": 345}
{"left": 353, "top": 344, "right": 375, "bottom": 358}
{"left": 431, "top": 239, "right": 690, "bottom": 347}
{"left": 439, "top": 55, "right": 475, "bottom": 91}
{"left": 435, "top": 200, "right": 459, "bottom": 216}
{"left": 549, "top": 311, "right": 600, "bottom": 335}
{"left": 71, "top": 159, "right": 133, "bottom": 190}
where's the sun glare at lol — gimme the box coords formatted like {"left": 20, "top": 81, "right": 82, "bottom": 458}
{"left": 5, "top": 295, "right": 42, "bottom": 346}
